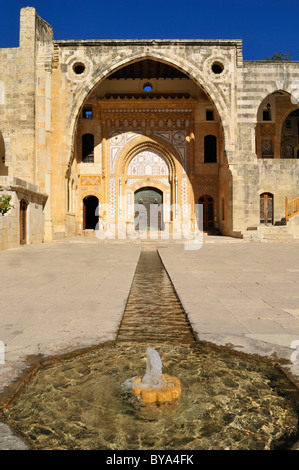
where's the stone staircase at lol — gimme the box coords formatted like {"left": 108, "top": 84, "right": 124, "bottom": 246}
{"left": 242, "top": 222, "right": 299, "bottom": 243}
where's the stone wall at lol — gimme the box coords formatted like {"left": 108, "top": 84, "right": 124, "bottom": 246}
{"left": 0, "top": 177, "right": 47, "bottom": 250}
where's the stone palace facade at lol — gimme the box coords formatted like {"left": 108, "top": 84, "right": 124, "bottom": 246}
{"left": 1, "top": 7, "right": 299, "bottom": 249}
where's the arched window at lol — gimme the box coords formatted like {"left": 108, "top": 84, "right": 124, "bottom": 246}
{"left": 263, "top": 107, "right": 271, "bottom": 121}
{"left": 204, "top": 135, "right": 217, "bottom": 163}
{"left": 82, "top": 133, "right": 94, "bottom": 163}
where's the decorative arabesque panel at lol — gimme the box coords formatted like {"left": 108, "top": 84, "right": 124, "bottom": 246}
{"left": 128, "top": 150, "right": 169, "bottom": 176}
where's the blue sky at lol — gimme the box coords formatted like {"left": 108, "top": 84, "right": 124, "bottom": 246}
{"left": 0, "top": 0, "right": 298, "bottom": 60}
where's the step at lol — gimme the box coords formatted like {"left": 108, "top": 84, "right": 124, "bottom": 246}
{"left": 262, "top": 233, "right": 294, "bottom": 240}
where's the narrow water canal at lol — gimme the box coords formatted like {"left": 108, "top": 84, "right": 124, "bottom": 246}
{"left": 117, "top": 249, "right": 196, "bottom": 346}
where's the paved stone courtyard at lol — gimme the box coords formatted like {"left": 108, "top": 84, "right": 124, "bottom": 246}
{"left": 1, "top": 236, "right": 299, "bottom": 449}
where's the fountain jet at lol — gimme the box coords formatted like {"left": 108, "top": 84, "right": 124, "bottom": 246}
{"left": 132, "top": 347, "right": 182, "bottom": 404}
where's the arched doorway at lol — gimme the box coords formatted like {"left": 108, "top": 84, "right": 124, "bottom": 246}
{"left": 83, "top": 196, "right": 99, "bottom": 230}
{"left": 134, "top": 187, "right": 163, "bottom": 231}
{"left": 199, "top": 195, "right": 214, "bottom": 231}
{"left": 20, "top": 199, "right": 28, "bottom": 245}
{"left": 260, "top": 193, "right": 273, "bottom": 225}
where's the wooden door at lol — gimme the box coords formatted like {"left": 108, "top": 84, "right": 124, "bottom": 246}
{"left": 20, "top": 199, "right": 27, "bottom": 245}
{"left": 260, "top": 193, "right": 273, "bottom": 225}
{"left": 199, "top": 195, "right": 214, "bottom": 231}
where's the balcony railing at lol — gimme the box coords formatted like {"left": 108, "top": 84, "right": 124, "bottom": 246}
{"left": 286, "top": 196, "right": 299, "bottom": 221}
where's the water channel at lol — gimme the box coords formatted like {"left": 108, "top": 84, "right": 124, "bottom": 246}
{"left": 1, "top": 249, "right": 299, "bottom": 450}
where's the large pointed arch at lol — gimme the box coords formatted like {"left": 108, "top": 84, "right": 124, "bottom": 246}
{"left": 66, "top": 53, "right": 231, "bottom": 172}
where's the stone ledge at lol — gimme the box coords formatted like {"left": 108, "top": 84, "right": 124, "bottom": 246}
{"left": 0, "top": 176, "right": 48, "bottom": 201}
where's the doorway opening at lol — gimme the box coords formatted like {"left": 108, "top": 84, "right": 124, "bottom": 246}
{"left": 83, "top": 196, "right": 99, "bottom": 230}
{"left": 199, "top": 195, "right": 214, "bottom": 231}
{"left": 134, "top": 187, "right": 163, "bottom": 231}
{"left": 20, "top": 199, "right": 28, "bottom": 245}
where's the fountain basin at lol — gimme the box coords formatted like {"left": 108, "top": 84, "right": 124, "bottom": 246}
{"left": 132, "top": 373, "right": 182, "bottom": 403}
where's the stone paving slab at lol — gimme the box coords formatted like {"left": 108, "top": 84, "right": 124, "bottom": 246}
{"left": 0, "top": 239, "right": 141, "bottom": 386}
{"left": 158, "top": 242, "right": 299, "bottom": 382}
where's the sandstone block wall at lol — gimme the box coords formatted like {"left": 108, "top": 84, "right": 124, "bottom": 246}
{"left": 1, "top": 6, "right": 299, "bottom": 249}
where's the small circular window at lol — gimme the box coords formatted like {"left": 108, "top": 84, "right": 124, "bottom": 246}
{"left": 143, "top": 82, "right": 153, "bottom": 92}
{"left": 73, "top": 62, "right": 86, "bottom": 75}
{"left": 211, "top": 62, "right": 224, "bottom": 74}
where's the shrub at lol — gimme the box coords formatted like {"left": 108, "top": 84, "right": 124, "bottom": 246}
{"left": 0, "top": 194, "right": 13, "bottom": 215}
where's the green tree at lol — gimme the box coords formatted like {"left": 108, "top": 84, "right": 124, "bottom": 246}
{"left": 0, "top": 194, "right": 13, "bottom": 215}
{"left": 265, "top": 51, "right": 292, "bottom": 62}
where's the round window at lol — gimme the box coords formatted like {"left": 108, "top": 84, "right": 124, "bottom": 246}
{"left": 143, "top": 83, "right": 153, "bottom": 92}
{"left": 73, "top": 63, "right": 86, "bottom": 75}
{"left": 211, "top": 62, "right": 224, "bottom": 74}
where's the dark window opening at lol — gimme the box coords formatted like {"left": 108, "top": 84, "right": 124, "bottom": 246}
{"left": 206, "top": 110, "right": 214, "bottom": 121}
{"left": 82, "top": 133, "right": 94, "bottom": 163}
{"left": 73, "top": 63, "right": 85, "bottom": 75}
{"left": 263, "top": 109, "right": 271, "bottom": 121}
{"left": 83, "top": 107, "right": 93, "bottom": 119}
{"left": 204, "top": 135, "right": 217, "bottom": 163}
{"left": 211, "top": 62, "right": 224, "bottom": 74}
